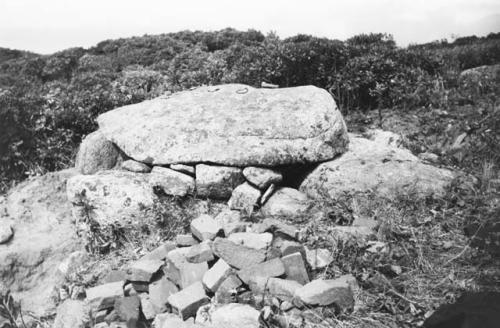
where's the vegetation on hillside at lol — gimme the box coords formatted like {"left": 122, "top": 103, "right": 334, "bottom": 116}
{"left": 0, "top": 28, "right": 499, "bottom": 191}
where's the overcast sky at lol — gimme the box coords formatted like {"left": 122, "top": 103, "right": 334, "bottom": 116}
{"left": 1, "top": 0, "right": 499, "bottom": 54}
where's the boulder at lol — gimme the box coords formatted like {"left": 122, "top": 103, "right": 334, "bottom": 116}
{"left": 149, "top": 166, "right": 195, "bottom": 196}
{"left": 0, "top": 169, "right": 83, "bottom": 317}
{"left": 75, "top": 130, "right": 119, "bottom": 174}
{"left": 260, "top": 188, "right": 311, "bottom": 218}
{"left": 195, "top": 164, "right": 244, "bottom": 199}
{"left": 242, "top": 167, "right": 283, "bottom": 190}
{"left": 300, "top": 133, "right": 455, "bottom": 199}
{"left": 96, "top": 84, "right": 349, "bottom": 166}
{"left": 121, "top": 159, "right": 151, "bottom": 173}
{"left": 66, "top": 170, "right": 156, "bottom": 226}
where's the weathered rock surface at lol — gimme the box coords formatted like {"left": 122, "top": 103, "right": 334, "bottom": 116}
{"left": 121, "top": 159, "right": 151, "bottom": 173}
{"left": 76, "top": 130, "right": 119, "bottom": 174}
{"left": 300, "top": 133, "right": 455, "bottom": 199}
{"left": 96, "top": 84, "right": 349, "bottom": 166}
{"left": 242, "top": 167, "right": 283, "bottom": 190}
{"left": 149, "top": 166, "right": 195, "bottom": 196}
{"left": 210, "top": 303, "right": 260, "bottom": 328}
{"left": 53, "top": 300, "right": 91, "bottom": 328}
{"left": 282, "top": 252, "right": 310, "bottom": 285}
{"left": 195, "top": 164, "right": 244, "bottom": 199}
{"left": 212, "top": 238, "right": 266, "bottom": 269}
{"left": 0, "top": 169, "right": 83, "bottom": 317}
{"left": 66, "top": 170, "right": 156, "bottom": 225}
{"left": 260, "top": 188, "right": 311, "bottom": 217}
{"left": 228, "top": 182, "right": 261, "bottom": 214}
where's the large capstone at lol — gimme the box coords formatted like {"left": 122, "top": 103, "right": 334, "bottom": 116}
{"left": 96, "top": 84, "right": 349, "bottom": 166}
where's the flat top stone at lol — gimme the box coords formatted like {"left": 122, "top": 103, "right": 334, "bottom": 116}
{"left": 97, "top": 84, "right": 348, "bottom": 166}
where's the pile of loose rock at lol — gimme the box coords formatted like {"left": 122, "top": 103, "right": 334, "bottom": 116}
{"left": 65, "top": 215, "right": 356, "bottom": 328}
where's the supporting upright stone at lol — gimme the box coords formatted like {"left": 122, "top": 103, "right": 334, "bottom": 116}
{"left": 196, "top": 164, "right": 244, "bottom": 199}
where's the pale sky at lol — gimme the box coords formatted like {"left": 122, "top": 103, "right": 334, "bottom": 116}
{"left": 0, "top": 0, "right": 499, "bottom": 54}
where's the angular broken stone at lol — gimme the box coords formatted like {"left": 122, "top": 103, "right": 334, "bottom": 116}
{"left": 165, "top": 248, "right": 208, "bottom": 289}
{"left": 237, "top": 258, "right": 285, "bottom": 285}
{"left": 176, "top": 234, "right": 199, "bottom": 247}
{"left": 228, "top": 182, "right": 261, "bottom": 214}
{"left": 142, "top": 241, "right": 176, "bottom": 261}
{"left": 267, "top": 278, "right": 303, "bottom": 302}
{"left": 149, "top": 166, "right": 195, "bottom": 196}
{"left": 170, "top": 164, "right": 195, "bottom": 176}
{"left": 202, "top": 259, "right": 232, "bottom": 292}
{"left": 214, "top": 274, "right": 243, "bottom": 303}
{"left": 196, "top": 164, "right": 244, "bottom": 199}
{"left": 127, "top": 259, "right": 164, "bottom": 282}
{"left": 190, "top": 214, "right": 222, "bottom": 241}
{"left": 167, "top": 282, "right": 209, "bottom": 320}
{"left": 149, "top": 276, "right": 179, "bottom": 313}
{"left": 138, "top": 293, "right": 156, "bottom": 320}
{"left": 186, "top": 241, "right": 214, "bottom": 263}
{"left": 214, "top": 209, "right": 246, "bottom": 236}
{"left": 243, "top": 167, "right": 283, "bottom": 190}
{"left": 259, "top": 218, "right": 299, "bottom": 240}
{"left": 305, "top": 248, "right": 334, "bottom": 271}
{"left": 86, "top": 281, "right": 124, "bottom": 311}
{"left": 121, "top": 160, "right": 151, "bottom": 173}
{"left": 114, "top": 296, "right": 140, "bottom": 327}
{"left": 212, "top": 237, "right": 266, "bottom": 269}
{"left": 294, "top": 278, "right": 354, "bottom": 311}
{"left": 228, "top": 232, "right": 273, "bottom": 250}
{"left": 282, "top": 252, "right": 310, "bottom": 285}
{"left": 272, "top": 237, "right": 305, "bottom": 257}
